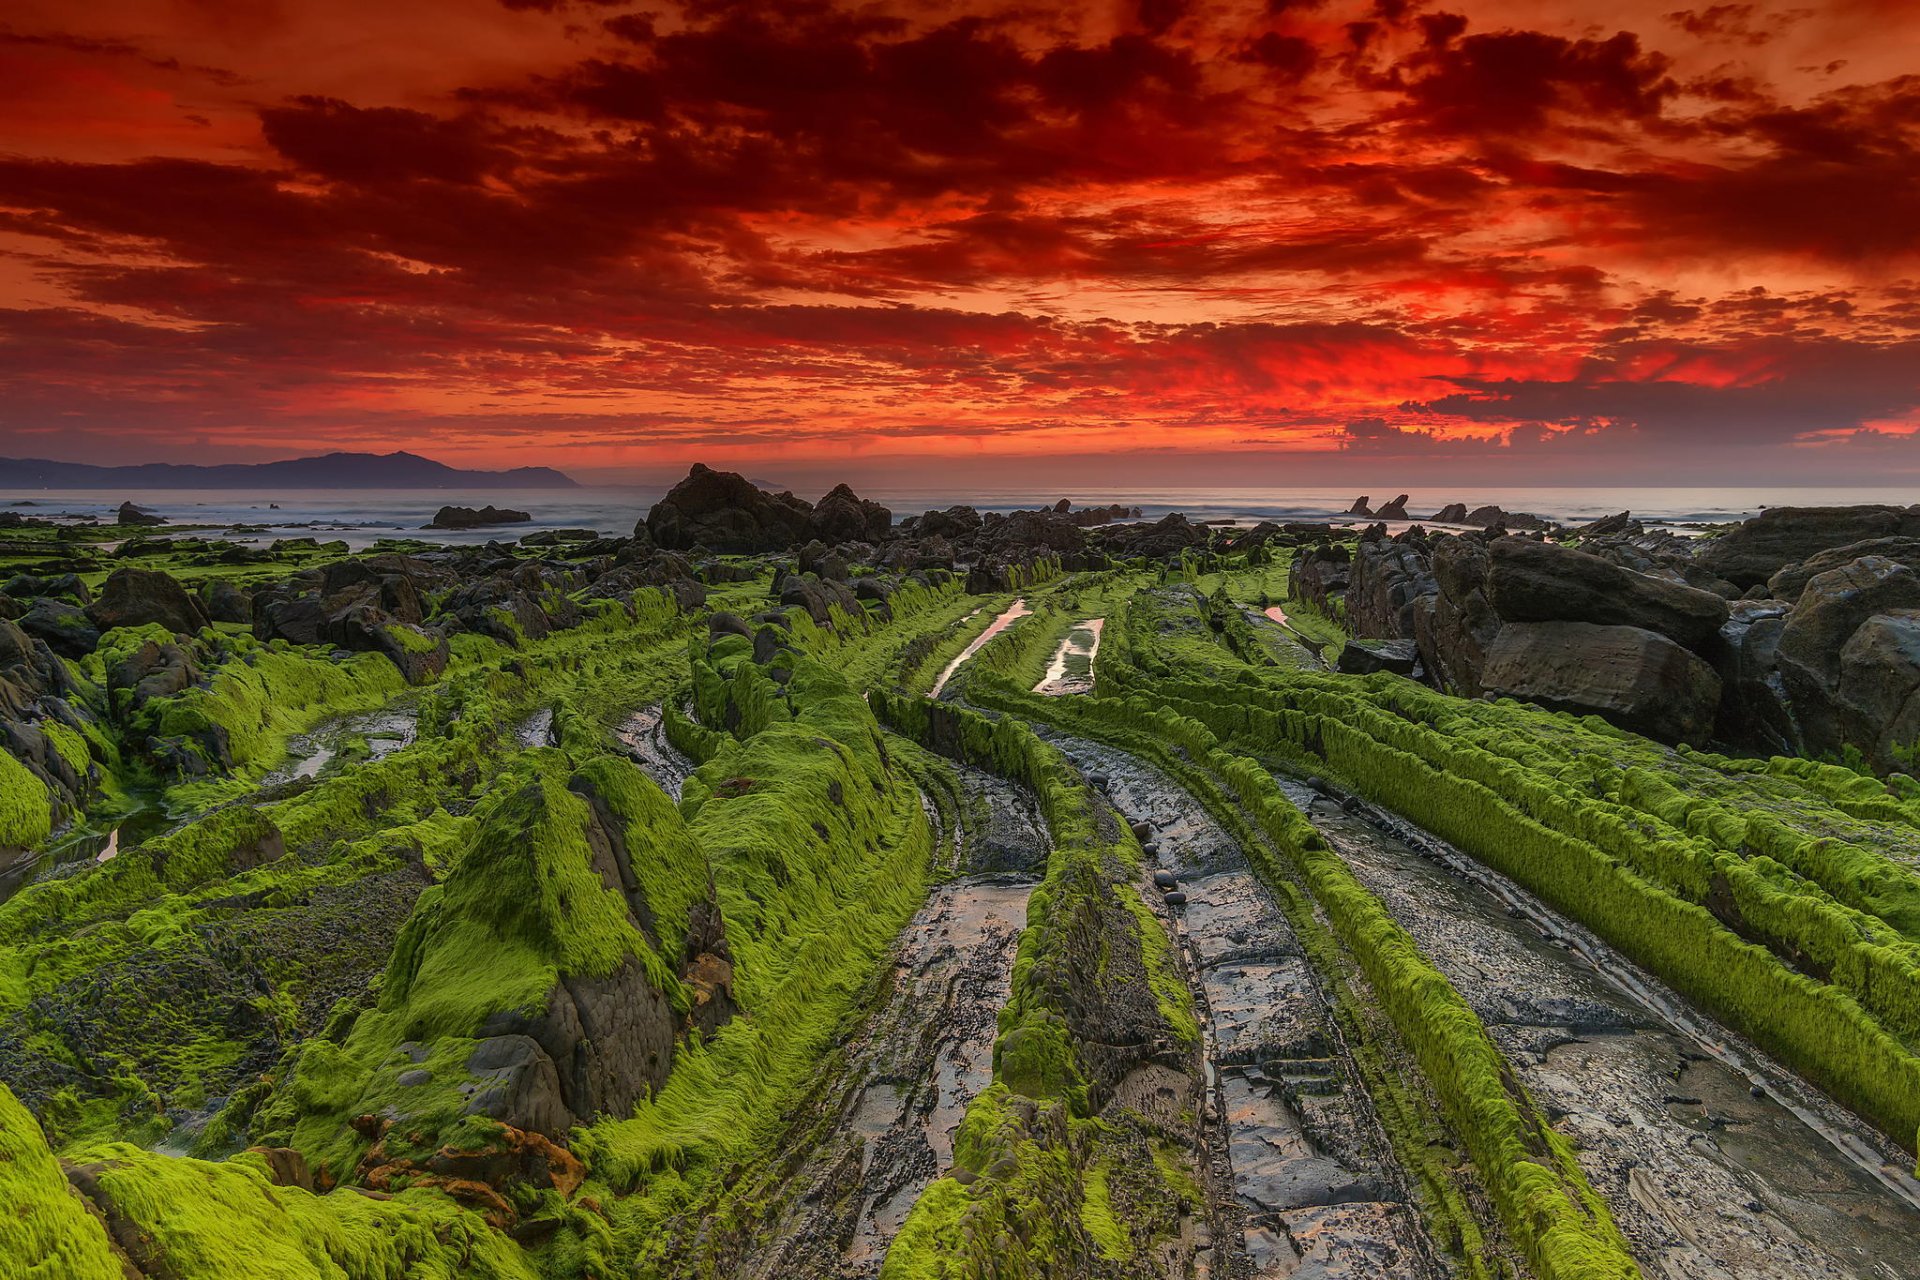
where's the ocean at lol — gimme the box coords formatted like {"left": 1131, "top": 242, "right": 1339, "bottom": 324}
{"left": 5, "top": 485, "right": 1916, "bottom": 552}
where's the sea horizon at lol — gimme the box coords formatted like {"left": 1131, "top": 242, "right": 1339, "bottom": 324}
{"left": 9, "top": 482, "right": 1919, "bottom": 551}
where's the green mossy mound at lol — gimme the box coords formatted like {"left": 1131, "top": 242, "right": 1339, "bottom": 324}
{"left": 0, "top": 1082, "right": 124, "bottom": 1280}
{"left": 263, "top": 755, "right": 716, "bottom": 1182}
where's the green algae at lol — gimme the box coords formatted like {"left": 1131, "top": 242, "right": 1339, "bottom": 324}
{"left": 0, "top": 1083, "right": 124, "bottom": 1280}
{"left": 0, "top": 749, "right": 53, "bottom": 851}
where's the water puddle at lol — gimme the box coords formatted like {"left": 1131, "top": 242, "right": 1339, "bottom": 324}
{"left": 929, "top": 599, "right": 1030, "bottom": 699}
{"left": 516, "top": 707, "right": 555, "bottom": 749}
{"left": 1284, "top": 779, "right": 1920, "bottom": 1280}
{"left": 1032, "top": 618, "right": 1103, "bottom": 696}
{"left": 612, "top": 705, "right": 697, "bottom": 800}
{"left": 262, "top": 706, "right": 417, "bottom": 789}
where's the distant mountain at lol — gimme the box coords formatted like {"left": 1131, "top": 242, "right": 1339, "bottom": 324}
{"left": 0, "top": 451, "right": 579, "bottom": 490}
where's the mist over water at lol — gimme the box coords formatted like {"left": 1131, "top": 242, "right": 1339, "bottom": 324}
{"left": 7, "top": 484, "right": 1917, "bottom": 550}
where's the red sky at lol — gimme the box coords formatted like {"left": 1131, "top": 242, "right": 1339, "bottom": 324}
{"left": 2, "top": 0, "right": 1918, "bottom": 485}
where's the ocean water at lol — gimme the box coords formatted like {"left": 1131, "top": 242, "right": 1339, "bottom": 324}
{"left": 5, "top": 485, "right": 1915, "bottom": 551}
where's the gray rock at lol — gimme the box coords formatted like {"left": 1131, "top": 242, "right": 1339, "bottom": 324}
{"left": 1336, "top": 639, "right": 1418, "bottom": 676}
{"left": 86, "top": 568, "right": 210, "bottom": 636}
{"left": 644, "top": 463, "right": 815, "bottom": 554}
{"left": 1486, "top": 537, "right": 1729, "bottom": 652}
{"left": 1777, "top": 557, "right": 1920, "bottom": 764}
{"left": 1696, "top": 505, "right": 1920, "bottom": 588}
{"left": 18, "top": 599, "right": 99, "bottom": 658}
{"left": 1768, "top": 537, "right": 1920, "bottom": 603}
{"left": 1480, "top": 620, "right": 1722, "bottom": 743}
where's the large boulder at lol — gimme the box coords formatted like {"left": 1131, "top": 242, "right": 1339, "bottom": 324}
{"left": 1289, "top": 543, "right": 1351, "bottom": 613}
{"left": 1486, "top": 537, "right": 1729, "bottom": 653}
{"left": 1347, "top": 529, "right": 1436, "bottom": 640}
{"left": 426, "top": 505, "right": 530, "bottom": 530}
{"left": 1836, "top": 612, "right": 1920, "bottom": 771}
{"left": 1775, "top": 556, "right": 1920, "bottom": 762}
{"left": 1414, "top": 536, "right": 1499, "bottom": 697}
{"left": 1480, "top": 621, "right": 1722, "bottom": 743}
{"left": 979, "top": 507, "right": 1086, "bottom": 556}
{"left": 17, "top": 598, "right": 99, "bottom": 658}
{"left": 779, "top": 575, "right": 862, "bottom": 625}
{"left": 86, "top": 568, "right": 209, "bottom": 636}
{"left": 1714, "top": 601, "right": 1800, "bottom": 756}
{"left": 809, "top": 483, "right": 891, "bottom": 544}
{"left": 1768, "top": 537, "right": 1920, "bottom": 603}
{"left": 1096, "top": 512, "right": 1207, "bottom": 560}
{"left": 643, "top": 463, "right": 814, "bottom": 554}
{"left": 116, "top": 501, "right": 166, "bottom": 526}
{"left": 1696, "top": 505, "right": 1920, "bottom": 588}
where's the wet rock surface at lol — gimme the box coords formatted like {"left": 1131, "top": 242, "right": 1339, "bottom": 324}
{"left": 1285, "top": 778, "right": 1920, "bottom": 1280}
{"left": 612, "top": 703, "right": 696, "bottom": 800}
{"left": 653, "top": 766, "right": 1044, "bottom": 1278}
{"left": 1050, "top": 734, "right": 1448, "bottom": 1280}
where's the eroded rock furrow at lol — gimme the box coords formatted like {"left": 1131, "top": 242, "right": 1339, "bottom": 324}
{"left": 1281, "top": 779, "right": 1920, "bottom": 1280}
{"left": 676, "top": 764, "right": 1045, "bottom": 1279}
{"left": 1053, "top": 734, "right": 1451, "bottom": 1280}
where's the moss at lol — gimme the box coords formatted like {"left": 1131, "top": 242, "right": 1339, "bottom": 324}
{"left": 268, "top": 756, "right": 687, "bottom": 1178}
{"left": 59, "top": 1141, "right": 536, "bottom": 1279}
{"left": 0, "top": 748, "right": 53, "bottom": 850}
{"left": 0, "top": 1084, "right": 124, "bottom": 1279}
{"left": 41, "top": 721, "right": 93, "bottom": 777}
{"left": 1078, "top": 1156, "right": 1132, "bottom": 1262}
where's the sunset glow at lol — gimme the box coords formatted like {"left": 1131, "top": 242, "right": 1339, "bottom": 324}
{"left": 2, "top": 0, "right": 1917, "bottom": 483}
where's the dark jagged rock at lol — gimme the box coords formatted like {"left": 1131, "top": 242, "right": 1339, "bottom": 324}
{"left": 1767, "top": 537, "right": 1920, "bottom": 604}
{"left": 1346, "top": 495, "right": 1373, "bottom": 516}
{"left": 1775, "top": 557, "right": 1920, "bottom": 767}
{"left": 809, "top": 483, "right": 892, "bottom": 544}
{"left": 1414, "top": 536, "right": 1499, "bottom": 698}
{"left": 1346, "top": 530, "right": 1436, "bottom": 640}
{"left": 200, "top": 579, "right": 252, "bottom": 624}
{"left": 907, "top": 505, "right": 983, "bottom": 540}
{"left": 519, "top": 528, "right": 599, "bottom": 547}
{"left": 1464, "top": 504, "right": 1552, "bottom": 532}
{"left": 1289, "top": 543, "right": 1351, "bottom": 613}
{"left": 86, "top": 567, "right": 210, "bottom": 636}
{"left": 1696, "top": 505, "right": 1920, "bottom": 589}
{"left": 1481, "top": 621, "right": 1722, "bottom": 743}
{"left": 1058, "top": 501, "right": 1142, "bottom": 527}
{"left": 4, "top": 573, "right": 90, "bottom": 606}
{"left": 1428, "top": 503, "right": 1468, "bottom": 523}
{"left": 1374, "top": 494, "right": 1410, "bottom": 520}
{"left": 17, "top": 598, "right": 98, "bottom": 658}
{"left": 797, "top": 540, "right": 851, "bottom": 582}
{"left": 644, "top": 463, "right": 814, "bottom": 554}
{"left": 779, "top": 575, "right": 862, "bottom": 625}
{"left": 1576, "top": 510, "right": 1637, "bottom": 539}
{"left": 425, "top": 504, "right": 532, "bottom": 530}
{"left": 116, "top": 501, "right": 167, "bottom": 526}
{"left": 1093, "top": 512, "right": 1207, "bottom": 560}
{"left": 1486, "top": 537, "right": 1729, "bottom": 653}
{"left": 1715, "top": 600, "right": 1800, "bottom": 755}
{"left": 979, "top": 507, "right": 1086, "bottom": 556}
{"left": 1335, "top": 638, "right": 1418, "bottom": 676}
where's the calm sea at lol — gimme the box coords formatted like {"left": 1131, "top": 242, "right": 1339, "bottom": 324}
{"left": 5, "top": 485, "right": 1915, "bottom": 552}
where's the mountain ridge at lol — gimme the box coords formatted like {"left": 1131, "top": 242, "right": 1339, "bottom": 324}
{"left": 1, "top": 450, "right": 578, "bottom": 489}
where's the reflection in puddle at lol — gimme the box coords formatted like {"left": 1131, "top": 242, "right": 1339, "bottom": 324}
{"left": 1032, "top": 618, "right": 1103, "bottom": 696}
{"left": 929, "top": 599, "right": 1030, "bottom": 698}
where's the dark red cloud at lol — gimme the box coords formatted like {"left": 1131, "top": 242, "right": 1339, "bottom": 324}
{"left": 0, "top": 0, "right": 1917, "bottom": 480}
